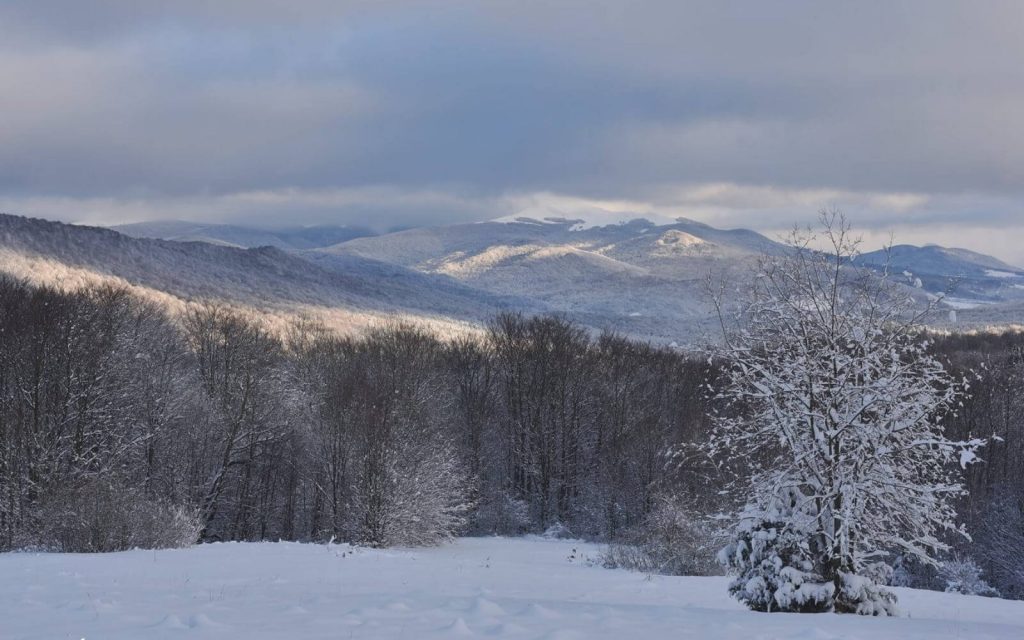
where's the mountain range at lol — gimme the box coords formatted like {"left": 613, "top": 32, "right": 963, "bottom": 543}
{"left": 111, "top": 220, "right": 375, "bottom": 250}
{"left": 1, "top": 212, "right": 1021, "bottom": 343}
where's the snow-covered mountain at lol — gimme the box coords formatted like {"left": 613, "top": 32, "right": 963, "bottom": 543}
{"left": 858, "top": 244, "right": 1024, "bottom": 311}
{"left": 331, "top": 216, "right": 779, "bottom": 268}
{"left": 323, "top": 215, "right": 1024, "bottom": 333}
{"left": 861, "top": 244, "right": 1021, "bottom": 276}
{"left": 4, "top": 212, "right": 1022, "bottom": 342}
{"left": 317, "top": 216, "right": 786, "bottom": 342}
{"left": 102, "top": 213, "right": 792, "bottom": 342}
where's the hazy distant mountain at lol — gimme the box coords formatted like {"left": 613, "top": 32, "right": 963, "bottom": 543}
{"left": 111, "top": 220, "right": 375, "bottom": 250}
{"left": 860, "top": 244, "right": 1020, "bottom": 279}
{"left": 858, "top": 244, "right": 1024, "bottom": 306}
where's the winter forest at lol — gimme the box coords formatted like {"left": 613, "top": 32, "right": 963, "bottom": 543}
{"left": 1, "top": 216, "right": 1022, "bottom": 616}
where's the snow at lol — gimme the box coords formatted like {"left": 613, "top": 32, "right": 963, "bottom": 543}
{"left": 941, "top": 297, "right": 988, "bottom": 310}
{"left": 984, "top": 269, "right": 1021, "bottom": 279}
{"left": 3, "top": 538, "right": 1023, "bottom": 639}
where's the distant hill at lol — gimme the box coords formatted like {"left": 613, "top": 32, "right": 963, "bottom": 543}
{"left": 858, "top": 244, "right": 1024, "bottom": 306}
{"left": 322, "top": 213, "right": 1024, "bottom": 334}
{"left": 111, "top": 220, "right": 376, "bottom": 250}
{"left": 317, "top": 216, "right": 785, "bottom": 342}
{"left": 0, "top": 214, "right": 534, "bottom": 336}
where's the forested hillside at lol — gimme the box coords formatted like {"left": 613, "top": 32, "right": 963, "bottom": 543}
{"left": 1, "top": 275, "right": 1020, "bottom": 598}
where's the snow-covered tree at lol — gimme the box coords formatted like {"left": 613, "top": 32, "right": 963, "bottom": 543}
{"left": 706, "top": 212, "right": 985, "bottom": 615}
{"left": 718, "top": 487, "right": 837, "bottom": 613}
{"left": 301, "top": 323, "right": 472, "bottom": 547}
{"left": 940, "top": 556, "right": 1000, "bottom": 597}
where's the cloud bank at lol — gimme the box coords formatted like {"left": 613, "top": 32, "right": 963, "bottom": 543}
{"left": 1, "top": 1, "right": 1022, "bottom": 261}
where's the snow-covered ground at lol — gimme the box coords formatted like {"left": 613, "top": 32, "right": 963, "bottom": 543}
{"left": 2, "top": 537, "right": 1022, "bottom": 640}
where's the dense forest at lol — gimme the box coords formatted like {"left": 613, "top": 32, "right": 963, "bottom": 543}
{"left": 0, "top": 276, "right": 1020, "bottom": 599}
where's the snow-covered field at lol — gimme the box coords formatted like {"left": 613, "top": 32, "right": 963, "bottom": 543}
{"left": 2, "top": 537, "right": 1022, "bottom": 640}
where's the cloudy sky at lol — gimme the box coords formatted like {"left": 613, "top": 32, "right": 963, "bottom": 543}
{"left": 2, "top": 1, "right": 1023, "bottom": 262}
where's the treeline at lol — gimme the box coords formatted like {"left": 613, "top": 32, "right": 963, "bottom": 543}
{"left": 1, "top": 277, "right": 1021, "bottom": 599}
{"left": 0, "top": 277, "right": 713, "bottom": 552}
{"left": 934, "top": 333, "right": 1024, "bottom": 599}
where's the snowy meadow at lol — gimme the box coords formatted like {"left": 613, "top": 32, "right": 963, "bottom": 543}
{"left": 4, "top": 537, "right": 1023, "bottom": 640}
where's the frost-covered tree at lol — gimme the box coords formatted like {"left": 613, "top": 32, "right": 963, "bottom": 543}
{"left": 299, "top": 324, "right": 472, "bottom": 547}
{"left": 708, "top": 212, "right": 985, "bottom": 615}
{"left": 183, "top": 303, "right": 294, "bottom": 541}
{"left": 940, "top": 556, "right": 1000, "bottom": 597}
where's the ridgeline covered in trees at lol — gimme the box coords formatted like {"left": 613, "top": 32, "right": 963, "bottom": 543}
{"left": 0, "top": 275, "right": 1021, "bottom": 599}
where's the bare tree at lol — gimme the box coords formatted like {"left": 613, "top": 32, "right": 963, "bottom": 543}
{"left": 183, "top": 303, "right": 293, "bottom": 540}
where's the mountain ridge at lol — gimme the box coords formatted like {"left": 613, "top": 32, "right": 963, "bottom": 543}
{"left": 110, "top": 220, "right": 376, "bottom": 250}
{"left": 3, "top": 213, "right": 1022, "bottom": 342}
{"left": 0, "top": 214, "right": 535, "bottom": 336}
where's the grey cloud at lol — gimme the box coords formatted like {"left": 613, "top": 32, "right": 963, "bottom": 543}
{"left": 0, "top": 1, "right": 1022, "bottom": 251}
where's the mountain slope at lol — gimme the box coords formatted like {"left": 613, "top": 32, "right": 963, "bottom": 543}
{"left": 324, "top": 215, "right": 1024, "bottom": 335}
{"left": 861, "top": 244, "right": 1020, "bottom": 275}
{"left": 331, "top": 217, "right": 780, "bottom": 271}
{"left": 319, "top": 216, "right": 786, "bottom": 342}
{"left": 111, "top": 220, "right": 375, "bottom": 250}
{"left": 859, "top": 244, "right": 1024, "bottom": 305}
{"left": 6, "top": 213, "right": 1020, "bottom": 342}
{"left": 0, "top": 214, "right": 535, "bottom": 334}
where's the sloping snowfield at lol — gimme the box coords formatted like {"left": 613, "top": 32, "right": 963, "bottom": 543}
{"left": 2, "top": 537, "right": 1022, "bottom": 639}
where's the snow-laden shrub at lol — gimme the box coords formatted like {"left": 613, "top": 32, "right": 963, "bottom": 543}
{"left": 541, "top": 522, "right": 573, "bottom": 539}
{"left": 36, "top": 479, "right": 201, "bottom": 552}
{"left": 889, "top": 553, "right": 1001, "bottom": 599}
{"left": 379, "top": 442, "right": 472, "bottom": 547}
{"left": 356, "top": 436, "right": 472, "bottom": 548}
{"left": 601, "top": 496, "right": 720, "bottom": 576}
{"left": 719, "top": 493, "right": 899, "bottom": 615}
{"left": 471, "top": 492, "right": 532, "bottom": 536}
{"left": 940, "top": 556, "right": 1001, "bottom": 597}
{"left": 860, "top": 561, "right": 895, "bottom": 586}
{"left": 718, "top": 513, "right": 833, "bottom": 613}
{"left": 835, "top": 572, "right": 899, "bottom": 616}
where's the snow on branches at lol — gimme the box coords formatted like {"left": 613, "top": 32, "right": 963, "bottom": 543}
{"left": 705, "top": 211, "right": 985, "bottom": 615}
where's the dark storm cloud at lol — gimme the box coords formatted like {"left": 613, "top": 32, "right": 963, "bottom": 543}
{"left": 0, "top": 1, "right": 1022, "bottom": 259}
